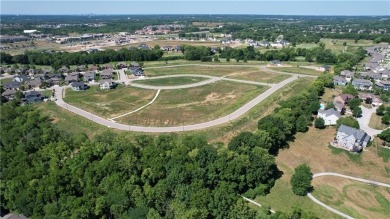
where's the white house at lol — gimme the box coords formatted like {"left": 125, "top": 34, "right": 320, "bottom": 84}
{"left": 317, "top": 108, "right": 340, "bottom": 125}
{"left": 334, "top": 125, "right": 371, "bottom": 152}
{"left": 99, "top": 79, "right": 115, "bottom": 90}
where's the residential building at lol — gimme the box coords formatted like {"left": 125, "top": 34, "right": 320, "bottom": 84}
{"left": 333, "top": 76, "right": 347, "bottom": 86}
{"left": 1, "top": 89, "right": 17, "bottom": 100}
{"left": 375, "top": 81, "right": 390, "bottom": 91}
{"left": 130, "top": 67, "right": 144, "bottom": 77}
{"left": 333, "top": 94, "right": 354, "bottom": 111}
{"left": 13, "top": 75, "right": 29, "bottom": 83}
{"left": 3, "top": 81, "right": 20, "bottom": 90}
{"left": 26, "top": 78, "right": 42, "bottom": 89}
{"left": 24, "top": 91, "right": 44, "bottom": 104}
{"left": 83, "top": 71, "right": 96, "bottom": 82}
{"left": 70, "top": 82, "right": 88, "bottom": 91}
{"left": 351, "top": 79, "right": 372, "bottom": 91}
{"left": 340, "top": 70, "right": 354, "bottom": 82}
{"left": 317, "top": 108, "right": 340, "bottom": 125}
{"left": 101, "top": 69, "right": 113, "bottom": 79}
{"left": 65, "top": 75, "right": 79, "bottom": 84}
{"left": 99, "top": 79, "right": 115, "bottom": 90}
{"left": 334, "top": 125, "right": 371, "bottom": 152}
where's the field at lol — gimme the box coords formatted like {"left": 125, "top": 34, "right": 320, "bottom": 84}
{"left": 320, "top": 38, "right": 374, "bottom": 54}
{"left": 312, "top": 177, "right": 390, "bottom": 219}
{"left": 64, "top": 85, "right": 156, "bottom": 118}
{"left": 133, "top": 76, "right": 209, "bottom": 86}
{"left": 116, "top": 81, "right": 267, "bottom": 126}
{"left": 369, "top": 113, "right": 389, "bottom": 130}
{"left": 255, "top": 127, "right": 390, "bottom": 218}
{"left": 268, "top": 67, "right": 324, "bottom": 76}
{"left": 226, "top": 70, "right": 291, "bottom": 83}
{"left": 321, "top": 87, "right": 342, "bottom": 103}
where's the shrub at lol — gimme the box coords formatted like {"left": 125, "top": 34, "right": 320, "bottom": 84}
{"left": 291, "top": 164, "right": 313, "bottom": 196}
{"left": 314, "top": 117, "right": 325, "bottom": 129}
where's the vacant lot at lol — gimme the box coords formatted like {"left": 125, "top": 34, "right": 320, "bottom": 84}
{"left": 144, "top": 65, "right": 260, "bottom": 77}
{"left": 226, "top": 70, "right": 291, "bottom": 83}
{"left": 312, "top": 177, "right": 390, "bottom": 219}
{"left": 64, "top": 85, "right": 156, "bottom": 118}
{"left": 255, "top": 127, "right": 390, "bottom": 218}
{"left": 133, "top": 76, "right": 209, "bottom": 86}
{"left": 321, "top": 38, "right": 374, "bottom": 54}
{"left": 268, "top": 67, "right": 323, "bottom": 76}
{"left": 369, "top": 113, "right": 389, "bottom": 130}
{"left": 116, "top": 81, "right": 267, "bottom": 126}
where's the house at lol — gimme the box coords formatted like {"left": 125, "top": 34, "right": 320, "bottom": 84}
{"left": 340, "top": 70, "right": 354, "bottom": 82}
{"left": 68, "top": 72, "right": 80, "bottom": 77}
{"left": 83, "top": 71, "right": 96, "bottom": 82}
{"left": 323, "top": 65, "right": 331, "bottom": 72}
{"left": 64, "top": 75, "right": 79, "bottom": 84}
{"left": 317, "top": 108, "right": 340, "bottom": 125}
{"left": 333, "top": 94, "right": 354, "bottom": 111}
{"left": 26, "top": 78, "right": 42, "bottom": 89}
{"left": 100, "top": 69, "right": 113, "bottom": 79}
{"left": 89, "top": 65, "right": 99, "bottom": 72}
{"left": 70, "top": 82, "right": 88, "bottom": 91}
{"left": 13, "top": 75, "right": 29, "bottom": 83}
{"left": 23, "top": 91, "right": 44, "bottom": 104}
{"left": 375, "top": 81, "right": 390, "bottom": 91}
{"left": 15, "top": 68, "right": 28, "bottom": 75}
{"left": 333, "top": 76, "right": 347, "bottom": 86}
{"left": 103, "top": 64, "right": 113, "bottom": 70}
{"left": 76, "top": 65, "right": 86, "bottom": 72}
{"left": 139, "top": 44, "right": 149, "bottom": 49}
{"left": 351, "top": 79, "right": 372, "bottom": 91}
{"left": 334, "top": 125, "right": 371, "bottom": 152}
{"left": 3, "top": 81, "right": 20, "bottom": 90}
{"left": 99, "top": 79, "right": 115, "bottom": 90}
{"left": 1, "top": 89, "right": 17, "bottom": 100}
{"left": 259, "top": 41, "right": 270, "bottom": 47}
{"left": 130, "top": 61, "right": 140, "bottom": 67}
{"left": 5, "top": 67, "right": 15, "bottom": 74}
{"left": 58, "top": 66, "right": 69, "bottom": 73}
{"left": 130, "top": 67, "right": 144, "bottom": 77}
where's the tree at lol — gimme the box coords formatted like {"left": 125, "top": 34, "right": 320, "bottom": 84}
{"left": 376, "top": 104, "right": 385, "bottom": 116}
{"left": 325, "top": 102, "right": 335, "bottom": 110}
{"left": 382, "top": 115, "right": 390, "bottom": 125}
{"left": 347, "top": 98, "right": 361, "bottom": 110}
{"left": 291, "top": 164, "right": 312, "bottom": 196}
{"left": 295, "top": 115, "right": 308, "bottom": 132}
{"left": 342, "top": 84, "right": 358, "bottom": 96}
{"left": 314, "top": 117, "right": 325, "bottom": 129}
{"left": 378, "top": 129, "right": 390, "bottom": 142}
{"left": 336, "top": 116, "right": 360, "bottom": 129}
{"left": 352, "top": 106, "right": 362, "bottom": 117}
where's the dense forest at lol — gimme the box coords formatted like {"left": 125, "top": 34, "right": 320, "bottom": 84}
{"left": 0, "top": 74, "right": 331, "bottom": 218}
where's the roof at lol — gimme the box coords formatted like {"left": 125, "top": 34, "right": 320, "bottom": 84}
{"left": 71, "top": 82, "right": 85, "bottom": 87}
{"left": 101, "top": 69, "right": 113, "bottom": 75}
{"left": 26, "top": 78, "right": 42, "bottom": 86}
{"left": 318, "top": 108, "right": 340, "bottom": 118}
{"left": 84, "top": 71, "right": 96, "bottom": 77}
{"left": 4, "top": 81, "right": 20, "bottom": 88}
{"left": 25, "top": 90, "right": 42, "bottom": 97}
{"left": 340, "top": 70, "right": 354, "bottom": 76}
{"left": 65, "top": 75, "right": 78, "bottom": 81}
{"left": 338, "top": 124, "right": 370, "bottom": 142}
{"left": 99, "top": 79, "right": 113, "bottom": 84}
{"left": 1, "top": 89, "right": 17, "bottom": 96}
{"left": 352, "top": 78, "right": 372, "bottom": 85}
{"left": 333, "top": 75, "right": 347, "bottom": 82}
{"left": 338, "top": 94, "right": 354, "bottom": 101}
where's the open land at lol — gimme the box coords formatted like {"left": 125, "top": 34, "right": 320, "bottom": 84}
{"left": 268, "top": 66, "right": 324, "bottom": 76}
{"left": 116, "top": 81, "right": 267, "bottom": 126}
{"left": 64, "top": 85, "right": 156, "bottom": 118}
{"left": 133, "top": 76, "right": 209, "bottom": 86}
{"left": 225, "top": 70, "right": 291, "bottom": 83}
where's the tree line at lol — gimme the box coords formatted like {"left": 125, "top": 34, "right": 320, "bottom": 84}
{"left": 0, "top": 48, "right": 163, "bottom": 70}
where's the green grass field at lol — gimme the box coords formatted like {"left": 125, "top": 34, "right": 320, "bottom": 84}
{"left": 64, "top": 85, "right": 157, "bottom": 118}
{"left": 226, "top": 70, "right": 291, "bottom": 83}
{"left": 268, "top": 67, "right": 323, "bottom": 76}
{"left": 144, "top": 65, "right": 260, "bottom": 77}
{"left": 369, "top": 113, "right": 389, "bottom": 130}
{"left": 133, "top": 76, "right": 209, "bottom": 86}
{"left": 116, "top": 81, "right": 268, "bottom": 126}
{"left": 320, "top": 38, "right": 374, "bottom": 54}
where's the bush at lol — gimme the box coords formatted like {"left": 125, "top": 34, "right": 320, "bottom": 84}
{"left": 314, "top": 117, "right": 325, "bottom": 129}
{"left": 336, "top": 116, "right": 360, "bottom": 129}
{"left": 377, "top": 105, "right": 385, "bottom": 116}
{"left": 291, "top": 164, "right": 313, "bottom": 196}
{"left": 200, "top": 56, "right": 212, "bottom": 62}
{"left": 378, "top": 129, "right": 390, "bottom": 142}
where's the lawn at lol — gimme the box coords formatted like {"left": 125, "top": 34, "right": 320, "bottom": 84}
{"left": 133, "top": 76, "right": 209, "bottom": 86}
{"left": 144, "top": 65, "right": 260, "bottom": 77}
{"left": 369, "top": 113, "right": 389, "bottom": 130}
{"left": 226, "top": 70, "right": 291, "bottom": 83}
{"left": 268, "top": 67, "right": 323, "bottom": 76}
{"left": 320, "top": 38, "right": 374, "bottom": 54}
{"left": 64, "top": 85, "right": 157, "bottom": 118}
{"left": 254, "top": 126, "right": 390, "bottom": 218}
{"left": 35, "top": 101, "right": 118, "bottom": 138}
{"left": 116, "top": 81, "right": 268, "bottom": 126}
{"left": 312, "top": 177, "right": 390, "bottom": 219}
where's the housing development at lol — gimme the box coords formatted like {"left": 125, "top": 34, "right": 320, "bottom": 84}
{"left": 1, "top": 3, "right": 390, "bottom": 219}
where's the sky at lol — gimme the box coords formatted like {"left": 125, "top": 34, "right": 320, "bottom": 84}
{"left": 1, "top": 0, "right": 390, "bottom": 16}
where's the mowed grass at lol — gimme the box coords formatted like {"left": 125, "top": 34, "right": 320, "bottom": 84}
{"left": 255, "top": 126, "right": 390, "bottom": 218}
{"left": 268, "top": 67, "right": 323, "bottom": 76}
{"left": 144, "top": 65, "right": 260, "bottom": 77}
{"left": 133, "top": 76, "right": 209, "bottom": 86}
{"left": 226, "top": 70, "right": 291, "bottom": 83}
{"left": 321, "top": 38, "right": 374, "bottom": 54}
{"left": 312, "top": 177, "right": 390, "bottom": 219}
{"left": 369, "top": 113, "right": 389, "bottom": 130}
{"left": 116, "top": 81, "right": 268, "bottom": 126}
{"left": 35, "top": 101, "right": 117, "bottom": 138}
{"left": 64, "top": 85, "right": 156, "bottom": 118}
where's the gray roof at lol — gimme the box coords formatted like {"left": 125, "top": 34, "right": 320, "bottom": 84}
{"left": 1, "top": 89, "right": 17, "bottom": 96}
{"left": 318, "top": 108, "right": 340, "bottom": 118}
{"left": 101, "top": 69, "right": 113, "bottom": 76}
{"left": 352, "top": 78, "right": 372, "bottom": 86}
{"left": 338, "top": 124, "right": 370, "bottom": 143}
{"left": 71, "top": 82, "right": 85, "bottom": 87}
{"left": 333, "top": 75, "right": 347, "bottom": 82}
{"left": 99, "top": 79, "right": 113, "bottom": 84}
{"left": 65, "top": 75, "right": 78, "bottom": 82}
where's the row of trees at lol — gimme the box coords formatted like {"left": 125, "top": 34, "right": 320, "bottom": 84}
{"left": 0, "top": 48, "right": 164, "bottom": 70}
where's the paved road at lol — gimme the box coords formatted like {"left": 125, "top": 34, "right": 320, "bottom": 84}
{"left": 54, "top": 75, "right": 299, "bottom": 132}
{"left": 308, "top": 172, "right": 390, "bottom": 219}
{"left": 357, "top": 106, "right": 382, "bottom": 136}
{"left": 242, "top": 196, "right": 275, "bottom": 213}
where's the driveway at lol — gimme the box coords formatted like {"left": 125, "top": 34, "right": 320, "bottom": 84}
{"left": 357, "top": 106, "right": 382, "bottom": 136}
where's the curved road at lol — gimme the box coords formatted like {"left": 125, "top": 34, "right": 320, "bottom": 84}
{"left": 308, "top": 172, "right": 390, "bottom": 219}
{"left": 54, "top": 74, "right": 299, "bottom": 132}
